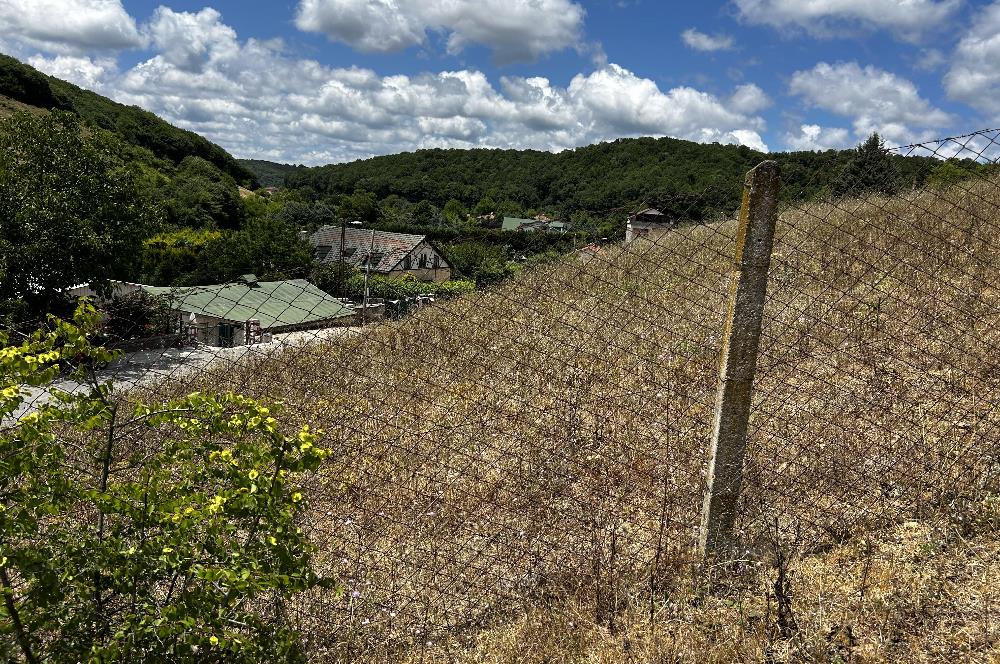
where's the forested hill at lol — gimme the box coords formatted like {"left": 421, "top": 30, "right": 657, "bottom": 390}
{"left": 279, "top": 137, "right": 940, "bottom": 218}
{"left": 237, "top": 159, "right": 307, "bottom": 188}
{"left": 0, "top": 53, "right": 257, "bottom": 187}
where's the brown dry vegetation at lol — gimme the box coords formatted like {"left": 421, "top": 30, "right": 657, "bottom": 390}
{"left": 128, "top": 175, "right": 1000, "bottom": 662}
{"left": 0, "top": 94, "right": 48, "bottom": 119}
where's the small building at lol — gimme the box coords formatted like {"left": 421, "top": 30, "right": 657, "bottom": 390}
{"left": 143, "top": 275, "right": 355, "bottom": 347}
{"left": 311, "top": 226, "right": 452, "bottom": 282}
{"left": 501, "top": 217, "right": 570, "bottom": 234}
{"left": 626, "top": 208, "right": 671, "bottom": 242}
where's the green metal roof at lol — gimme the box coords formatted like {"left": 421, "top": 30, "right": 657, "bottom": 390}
{"left": 501, "top": 217, "right": 534, "bottom": 231}
{"left": 142, "top": 279, "right": 354, "bottom": 329}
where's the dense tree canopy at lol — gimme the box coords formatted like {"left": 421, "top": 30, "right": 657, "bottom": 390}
{"left": 236, "top": 159, "right": 305, "bottom": 187}
{"left": 265, "top": 134, "right": 955, "bottom": 229}
{"left": 185, "top": 217, "right": 314, "bottom": 285}
{"left": 833, "top": 133, "right": 902, "bottom": 198}
{"left": 0, "top": 54, "right": 257, "bottom": 186}
{"left": 161, "top": 156, "right": 246, "bottom": 230}
{"left": 0, "top": 111, "right": 154, "bottom": 323}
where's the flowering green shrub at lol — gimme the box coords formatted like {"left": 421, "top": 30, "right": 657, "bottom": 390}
{"left": 0, "top": 303, "right": 332, "bottom": 662}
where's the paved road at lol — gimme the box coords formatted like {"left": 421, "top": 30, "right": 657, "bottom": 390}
{"left": 9, "top": 327, "right": 360, "bottom": 421}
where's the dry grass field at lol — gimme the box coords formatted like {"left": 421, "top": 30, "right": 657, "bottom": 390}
{"left": 129, "top": 175, "right": 1000, "bottom": 662}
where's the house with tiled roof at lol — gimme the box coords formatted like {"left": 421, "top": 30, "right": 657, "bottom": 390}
{"left": 310, "top": 226, "right": 452, "bottom": 282}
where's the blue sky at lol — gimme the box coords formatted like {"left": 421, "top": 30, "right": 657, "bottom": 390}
{"left": 1, "top": 0, "right": 998, "bottom": 164}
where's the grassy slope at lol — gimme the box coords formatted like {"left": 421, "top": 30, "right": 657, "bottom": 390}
{"left": 133, "top": 177, "right": 1000, "bottom": 661}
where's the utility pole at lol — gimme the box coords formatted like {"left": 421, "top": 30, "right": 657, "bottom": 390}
{"left": 361, "top": 227, "right": 375, "bottom": 326}
{"left": 339, "top": 216, "right": 347, "bottom": 294}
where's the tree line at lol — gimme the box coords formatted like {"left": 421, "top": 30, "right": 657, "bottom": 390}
{"left": 2, "top": 46, "right": 995, "bottom": 327}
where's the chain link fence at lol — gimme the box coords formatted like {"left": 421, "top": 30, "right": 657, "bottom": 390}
{"left": 5, "top": 129, "right": 1000, "bottom": 661}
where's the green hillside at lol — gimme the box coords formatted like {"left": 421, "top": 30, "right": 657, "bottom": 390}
{"left": 0, "top": 53, "right": 258, "bottom": 187}
{"left": 238, "top": 159, "right": 306, "bottom": 188}
{"left": 280, "top": 136, "right": 943, "bottom": 218}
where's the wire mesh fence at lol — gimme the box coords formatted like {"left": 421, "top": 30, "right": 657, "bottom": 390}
{"left": 4, "top": 129, "right": 1000, "bottom": 661}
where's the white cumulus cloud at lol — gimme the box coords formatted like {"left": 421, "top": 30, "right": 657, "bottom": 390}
{"left": 783, "top": 124, "right": 853, "bottom": 151}
{"left": 944, "top": 1, "right": 1000, "bottom": 120}
{"left": 0, "top": 0, "right": 144, "bottom": 54}
{"left": 681, "top": 28, "right": 734, "bottom": 52}
{"left": 734, "top": 0, "right": 962, "bottom": 40}
{"left": 26, "top": 54, "right": 117, "bottom": 89}
{"left": 729, "top": 83, "right": 771, "bottom": 114}
{"left": 7, "top": 6, "right": 771, "bottom": 164}
{"left": 788, "top": 62, "right": 951, "bottom": 144}
{"left": 147, "top": 7, "right": 241, "bottom": 73}
{"left": 294, "top": 0, "right": 586, "bottom": 63}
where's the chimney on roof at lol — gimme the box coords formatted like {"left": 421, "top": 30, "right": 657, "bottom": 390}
{"left": 239, "top": 274, "right": 259, "bottom": 287}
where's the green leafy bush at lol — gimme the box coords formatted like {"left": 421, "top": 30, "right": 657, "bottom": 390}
{"left": 101, "top": 290, "right": 176, "bottom": 342}
{"left": 0, "top": 303, "right": 333, "bottom": 662}
{"left": 345, "top": 274, "right": 476, "bottom": 300}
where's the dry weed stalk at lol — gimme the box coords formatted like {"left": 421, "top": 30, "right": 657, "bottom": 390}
{"left": 105, "top": 174, "right": 1000, "bottom": 661}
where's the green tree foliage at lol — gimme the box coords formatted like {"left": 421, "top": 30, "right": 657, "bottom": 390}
{"left": 472, "top": 196, "right": 497, "bottom": 217}
{"left": 0, "top": 111, "right": 153, "bottom": 324}
{"left": 442, "top": 199, "right": 469, "bottom": 226}
{"left": 236, "top": 159, "right": 305, "bottom": 188}
{"left": 0, "top": 303, "right": 331, "bottom": 662}
{"left": 310, "top": 261, "right": 359, "bottom": 298}
{"left": 282, "top": 136, "right": 941, "bottom": 227}
{"left": 162, "top": 157, "right": 246, "bottom": 230}
{"left": 140, "top": 229, "right": 223, "bottom": 286}
{"left": 0, "top": 54, "right": 71, "bottom": 109}
{"left": 344, "top": 274, "right": 476, "bottom": 300}
{"left": 191, "top": 217, "right": 314, "bottom": 284}
{"left": 442, "top": 241, "right": 520, "bottom": 286}
{"left": 377, "top": 195, "right": 414, "bottom": 226}
{"left": 410, "top": 200, "right": 444, "bottom": 227}
{"left": 274, "top": 200, "right": 335, "bottom": 228}
{"left": 335, "top": 190, "right": 379, "bottom": 225}
{"left": 101, "top": 290, "right": 176, "bottom": 342}
{"left": 833, "top": 133, "right": 902, "bottom": 198}
{"left": 141, "top": 220, "right": 313, "bottom": 288}
{"left": 926, "top": 158, "right": 982, "bottom": 190}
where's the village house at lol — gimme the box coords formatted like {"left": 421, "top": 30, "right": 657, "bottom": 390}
{"left": 626, "top": 208, "right": 671, "bottom": 242}
{"left": 144, "top": 276, "right": 355, "bottom": 346}
{"left": 501, "top": 216, "right": 570, "bottom": 234}
{"left": 311, "top": 226, "right": 452, "bottom": 282}
{"left": 69, "top": 276, "right": 355, "bottom": 347}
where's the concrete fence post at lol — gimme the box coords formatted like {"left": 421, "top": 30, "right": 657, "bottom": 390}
{"left": 698, "top": 160, "right": 781, "bottom": 562}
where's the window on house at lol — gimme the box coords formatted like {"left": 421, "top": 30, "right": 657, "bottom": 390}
{"left": 403, "top": 255, "right": 412, "bottom": 270}
{"left": 433, "top": 254, "right": 440, "bottom": 268}
{"left": 419, "top": 254, "right": 428, "bottom": 269}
